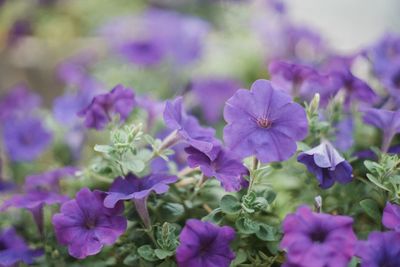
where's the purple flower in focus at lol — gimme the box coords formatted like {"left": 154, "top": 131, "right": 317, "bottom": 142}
{"left": 185, "top": 146, "right": 249, "bottom": 192}
{"left": 191, "top": 77, "right": 240, "bottom": 124}
{"left": 163, "top": 97, "right": 218, "bottom": 159}
{"left": 356, "top": 231, "right": 400, "bottom": 267}
{"left": 0, "top": 85, "right": 40, "bottom": 123}
{"left": 78, "top": 84, "right": 135, "bottom": 130}
{"left": 382, "top": 202, "right": 400, "bottom": 231}
{"left": 297, "top": 142, "right": 353, "bottom": 189}
{"left": 104, "top": 174, "right": 177, "bottom": 228}
{"left": 281, "top": 206, "right": 356, "bottom": 267}
{"left": 52, "top": 188, "right": 127, "bottom": 259}
{"left": 223, "top": 79, "right": 308, "bottom": 163}
{"left": 176, "top": 219, "right": 236, "bottom": 267}
{"left": 0, "top": 228, "right": 43, "bottom": 266}
{"left": 2, "top": 117, "right": 52, "bottom": 162}
{"left": 24, "top": 167, "right": 78, "bottom": 193}
{"left": 362, "top": 108, "right": 400, "bottom": 152}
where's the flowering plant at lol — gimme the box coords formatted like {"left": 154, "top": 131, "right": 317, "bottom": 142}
{"left": 0, "top": 1, "right": 400, "bottom": 266}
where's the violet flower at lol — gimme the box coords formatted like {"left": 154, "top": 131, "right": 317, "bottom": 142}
{"left": 269, "top": 60, "right": 340, "bottom": 106}
{"left": 333, "top": 114, "right": 354, "bottom": 152}
{"left": 297, "top": 142, "right": 353, "bottom": 189}
{"left": 78, "top": 84, "right": 135, "bottom": 130}
{"left": 176, "top": 219, "right": 236, "bottom": 267}
{"left": 2, "top": 117, "right": 52, "bottom": 162}
{"left": 362, "top": 108, "right": 400, "bottom": 152}
{"left": 101, "top": 9, "right": 209, "bottom": 67}
{"left": 190, "top": 77, "right": 240, "bottom": 124}
{"left": 1, "top": 192, "right": 68, "bottom": 235}
{"left": 7, "top": 19, "right": 32, "bottom": 46}
{"left": 356, "top": 231, "right": 400, "bottom": 267}
{"left": 382, "top": 202, "right": 400, "bottom": 231}
{"left": 163, "top": 97, "right": 218, "bottom": 159}
{"left": 223, "top": 79, "right": 308, "bottom": 163}
{"left": 324, "top": 56, "right": 377, "bottom": 107}
{"left": 104, "top": 174, "right": 177, "bottom": 228}
{"left": 185, "top": 146, "right": 249, "bottom": 192}
{"left": 23, "top": 167, "right": 78, "bottom": 193}
{"left": 0, "top": 85, "right": 40, "bottom": 123}
{"left": 52, "top": 188, "right": 127, "bottom": 259}
{"left": 281, "top": 206, "right": 357, "bottom": 267}
{"left": 0, "top": 228, "right": 43, "bottom": 266}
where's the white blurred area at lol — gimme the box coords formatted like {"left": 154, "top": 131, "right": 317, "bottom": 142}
{"left": 289, "top": 0, "right": 400, "bottom": 53}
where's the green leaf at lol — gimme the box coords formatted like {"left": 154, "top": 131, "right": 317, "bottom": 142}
{"left": 231, "top": 249, "right": 247, "bottom": 266}
{"left": 154, "top": 249, "right": 174, "bottom": 260}
{"left": 137, "top": 245, "right": 158, "bottom": 262}
{"left": 159, "top": 203, "right": 185, "bottom": 222}
{"left": 220, "top": 194, "right": 241, "bottom": 214}
{"left": 94, "top": 145, "right": 114, "bottom": 154}
{"left": 235, "top": 217, "right": 260, "bottom": 234}
{"left": 366, "top": 174, "right": 391, "bottom": 192}
{"left": 123, "top": 254, "right": 139, "bottom": 265}
{"left": 255, "top": 224, "right": 277, "bottom": 241}
{"left": 122, "top": 158, "right": 145, "bottom": 173}
{"left": 203, "top": 208, "right": 224, "bottom": 224}
{"left": 360, "top": 199, "right": 381, "bottom": 223}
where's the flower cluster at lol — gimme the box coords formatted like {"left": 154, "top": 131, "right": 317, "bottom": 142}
{"left": 1, "top": 1, "right": 400, "bottom": 266}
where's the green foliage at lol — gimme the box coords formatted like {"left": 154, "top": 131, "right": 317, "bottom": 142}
{"left": 364, "top": 154, "right": 400, "bottom": 203}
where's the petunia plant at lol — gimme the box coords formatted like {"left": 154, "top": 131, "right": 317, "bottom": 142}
{"left": 1, "top": 1, "right": 400, "bottom": 267}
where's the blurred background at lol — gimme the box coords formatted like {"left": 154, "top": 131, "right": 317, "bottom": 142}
{"left": 0, "top": 0, "right": 399, "bottom": 105}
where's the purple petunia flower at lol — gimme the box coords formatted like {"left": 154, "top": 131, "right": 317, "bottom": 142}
{"left": 78, "top": 84, "right": 135, "bottom": 130}
{"left": 104, "top": 174, "right": 177, "bottom": 228}
{"left": 101, "top": 9, "right": 209, "bottom": 67}
{"left": 1, "top": 191, "right": 68, "bottom": 235}
{"left": 0, "top": 85, "right": 40, "bottom": 123}
{"left": 269, "top": 60, "right": 340, "bottom": 106}
{"left": 362, "top": 108, "right": 400, "bottom": 152}
{"left": 185, "top": 145, "right": 249, "bottom": 192}
{"left": 382, "top": 202, "right": 400, "bottom": 232}
{"left": 176, "top": 219, "right": 236, "bottom": 267}
{"left": 366, "top": 33, "right": 400, "bottom": 77}
{"left": 163, "top": 97, "right": 218, "bottom": 159}
{"left": 0, "top": 228, "right": 43, "bottom": 266}
{"left": 333, "top": 114, "right": 354, "bottom": 152}
{"left": 323, "top": 56, "right": 377, "bottom": 107}
{"left": 24, "top": 167, "right": 78, "bottom": 193}
{"left": 356, "top": 231, "right": 400, "bottom": 267}
{"left": 52, "top": 188, "right": 127, "bottom": 259}
{"left": 281, "top": 206, "right": 357, "bottom": 267}
{"left": 2, "top": 117, "right": 52, "bottom": 162}
{"left": 269, "top": 60, "right": 316, "bottom": 95}
{"left": 223, "top": 79, "right": 308, "bottom": 163}
{"left": 190, "top": 77, "right": 241, "bottom": 124}
{"left": 297, "top": 142, "right": 353, "bottom": 189}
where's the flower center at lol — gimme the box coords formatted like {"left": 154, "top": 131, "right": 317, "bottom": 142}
{"left": 257, "top": 117, "right": 272, "bottom": 128}
{"left": 309, "top": 228, "right": 328, "bottom": 243}
{"left": 85, "top": 219, "right": 97, "bottom": 230}
{"left": 0, "top": 241, "right": 7, "bottom": 251}
{"left": 392, "top": 70, "right": 400, "bottom": 88}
